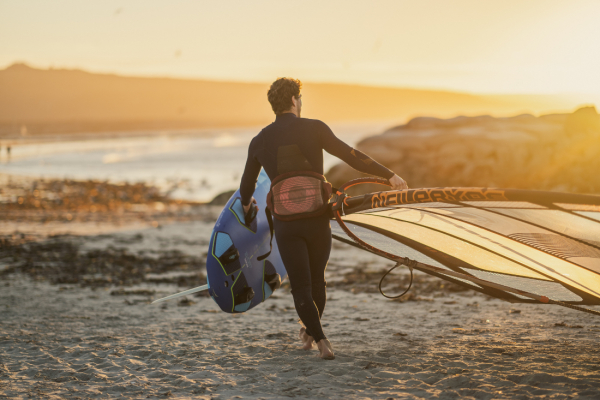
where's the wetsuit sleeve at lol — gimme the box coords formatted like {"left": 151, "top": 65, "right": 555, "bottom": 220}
{"left": 319, "top": 121, "right": 394, "bottom": 180}
{"left": 240, "top": 137, "right": 262, "bottom": 206}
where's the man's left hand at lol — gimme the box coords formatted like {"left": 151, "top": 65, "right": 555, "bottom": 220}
{"left": 243, "top": 197, "right": 258, "bottom": 214}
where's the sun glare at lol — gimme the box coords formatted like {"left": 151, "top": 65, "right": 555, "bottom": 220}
{"left": 1, "top": 0, "right": 600, "bottom": 96}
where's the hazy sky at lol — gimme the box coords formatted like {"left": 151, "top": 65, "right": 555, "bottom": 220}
{"left": 2, "top": 0, "right": 600, "bottom": 95}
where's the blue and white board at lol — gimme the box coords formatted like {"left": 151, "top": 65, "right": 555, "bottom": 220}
{"left": 206, "top": 169, "right": 287, "bottom": 313}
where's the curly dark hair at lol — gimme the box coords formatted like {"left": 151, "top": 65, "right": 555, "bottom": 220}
{"left": 267, "top": 77, "right": 302, "bottom": 114}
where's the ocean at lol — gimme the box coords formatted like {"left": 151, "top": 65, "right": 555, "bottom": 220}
{"left": 0, "top": 121, "right": 390, "bottom": 202}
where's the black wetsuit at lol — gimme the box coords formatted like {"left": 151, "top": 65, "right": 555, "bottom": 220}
{"left": 240, "top": 113, "right": 393, "bottom": 342}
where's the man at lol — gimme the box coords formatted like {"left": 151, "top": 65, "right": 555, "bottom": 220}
{"left": 241, "top": 78, "right": 407, "bottom": 360}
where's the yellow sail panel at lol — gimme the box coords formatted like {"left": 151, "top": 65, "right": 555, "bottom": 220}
{"left": 345, "top": 214, "right": 551, "bottom": 281}
{"left": 346, "top": 210, "right": 600, "bottom": 299}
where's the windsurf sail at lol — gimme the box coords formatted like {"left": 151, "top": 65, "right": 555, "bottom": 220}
{"left": 331, "top": 177, "right": 600, "bottom": 316}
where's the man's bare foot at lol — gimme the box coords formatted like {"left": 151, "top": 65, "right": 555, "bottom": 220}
{"left": 316, "top": 339, "right": 335, "bottom": 360}
{"left": 299, "top": 327, "right": 315, "bottom": 350}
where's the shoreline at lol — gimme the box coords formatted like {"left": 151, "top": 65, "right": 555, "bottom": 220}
{"left": 0, "top": 173, "right": 216, "bottom": 237}
{"left": 0, "top": 124, "right": 261, "bottom": 148}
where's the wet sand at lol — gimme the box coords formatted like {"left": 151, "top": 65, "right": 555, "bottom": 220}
{"left": 1, "top": 175, "right": 600, "bottom": 399}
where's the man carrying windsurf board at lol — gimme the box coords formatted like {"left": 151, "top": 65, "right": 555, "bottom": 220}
{"left": 240, "top": 78, "right": 407, "bottom": 360}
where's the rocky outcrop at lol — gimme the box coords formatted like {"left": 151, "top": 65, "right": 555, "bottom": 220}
{"left": 326, "top": 106, "right": 600, "bottom": 194}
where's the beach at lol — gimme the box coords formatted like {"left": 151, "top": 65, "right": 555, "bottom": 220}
{"left": 2, "top": 174, "right": 600, "bottom": 399}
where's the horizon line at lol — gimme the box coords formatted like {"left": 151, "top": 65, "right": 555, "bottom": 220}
{"left": 3, "top": 61, "right": 592, "bottom": 99}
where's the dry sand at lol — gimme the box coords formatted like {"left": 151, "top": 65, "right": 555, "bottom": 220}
{"left": 2, "top": 179, "right": 600, "bottom": 399}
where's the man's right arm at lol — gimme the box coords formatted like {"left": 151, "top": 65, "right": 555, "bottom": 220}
{"left": 319, "top": 121, "right": 408, "bottom": 190}
{"left": 319, "top": 121, "right": 390, "bottom": 176}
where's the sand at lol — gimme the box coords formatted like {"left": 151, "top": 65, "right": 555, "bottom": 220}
{"left": 2, "top": 178, "right": 600, "bottom": 399}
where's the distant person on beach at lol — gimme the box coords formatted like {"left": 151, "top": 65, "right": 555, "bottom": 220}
{"left": 240, "top": 78, "right": 407, "bottom": 360}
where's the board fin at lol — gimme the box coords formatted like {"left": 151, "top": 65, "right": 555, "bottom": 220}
{"left": 234, "top": 286, "right": 255, "bottom": 304}
{"left": 265, "top": 273, "right": 281, "bottom": 291}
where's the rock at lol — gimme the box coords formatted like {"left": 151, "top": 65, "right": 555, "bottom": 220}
{"left": 564, "top": 106, "right": 600, "bottom": 137}
{"left": 326, "top": 107, "right": 600, "bottom": 194}
{"left": 208, "top": 189, "right": 236, "bottom": 205}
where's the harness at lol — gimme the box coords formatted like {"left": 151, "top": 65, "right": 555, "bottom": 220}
{"left": 257, "top": 171, "right": 332, "bottom": 261}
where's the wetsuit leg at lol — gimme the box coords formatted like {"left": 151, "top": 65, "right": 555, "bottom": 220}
{"left": 274, "top": 215, "right": 331, "bottom": 343}
{"left": 305, "top": 216, "right": 331, "bottom": 321}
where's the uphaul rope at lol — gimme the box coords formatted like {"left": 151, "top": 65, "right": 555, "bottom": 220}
{"left": 330, "top": 177, "right": 600, "bottom": 317}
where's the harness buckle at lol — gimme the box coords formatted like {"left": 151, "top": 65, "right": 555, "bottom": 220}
{"left": 330, "top": 192, "right": 347, "bottom": 214}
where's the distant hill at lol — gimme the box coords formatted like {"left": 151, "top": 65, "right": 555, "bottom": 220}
{"left": 0, "top": 63, "right": 580, "bottom": 136}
